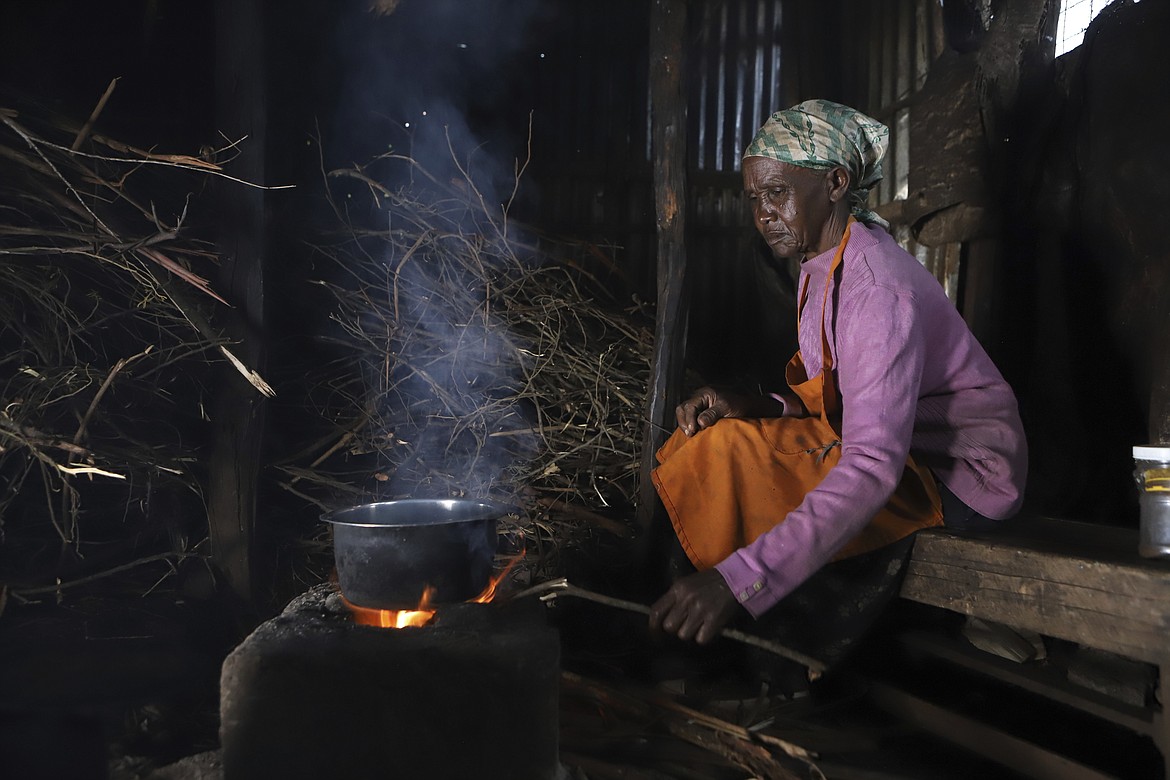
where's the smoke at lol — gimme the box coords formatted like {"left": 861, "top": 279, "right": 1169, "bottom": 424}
{"left": 326, "top": 0, "right": 547, "bottom": 502}
{"left": 330, "top": 0, "right": 543, "bottom": 204}
{"left": 370, "top": 240, "right": 537, "bottom": 501}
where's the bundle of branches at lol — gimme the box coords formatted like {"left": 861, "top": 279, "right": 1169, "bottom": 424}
{"left": 0, "top": 102, "right": 267, "bottom": 598}
{"left": 278, "top": 152, "right": 652, "bottom": 574}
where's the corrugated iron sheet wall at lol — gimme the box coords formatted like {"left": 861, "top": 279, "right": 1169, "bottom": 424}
{"left": 685, "top": 0, "right": 792, "bottom": 387}
{"left": 851, "top": 0, "right": 961, "bottom": 305}
{"left": 530, "top": 0, "right": 962, "bottom": 383}
{"left": 527, "top": 1, "right": 654, "bottom": 300}
{"left": 690, "top": 0, "right": 784, "bottom": 174}
{"left": 685, "top": 0, "right": 968, "bottom": 383}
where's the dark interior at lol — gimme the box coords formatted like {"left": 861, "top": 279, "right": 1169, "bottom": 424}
{"left": 1, "top": 1, "right": 1167, "bottom": 778}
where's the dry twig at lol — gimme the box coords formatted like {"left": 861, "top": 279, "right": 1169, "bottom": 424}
{"left": 287, "top": 151, "right": 650, "bottom": 578}
{"left": 0, "top": 101, "right": 266, "bottom": 593}
{"left": 515, "top": 578, "right": 827, "bottom": 674}
{"left": 562, "top": 671, "right": 824, "bottom": 780}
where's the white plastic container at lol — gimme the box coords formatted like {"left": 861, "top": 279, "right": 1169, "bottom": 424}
{"left": 1132, "top": 445, "right": 1170, "bottom": 558}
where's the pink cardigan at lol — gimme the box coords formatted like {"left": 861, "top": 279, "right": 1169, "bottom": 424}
{"left": 716, "top": 221, "right": 1027, "bottom": 618}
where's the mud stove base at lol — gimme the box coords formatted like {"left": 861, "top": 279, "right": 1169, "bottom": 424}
{"left": 220, "top": 584, "right": 561, "bottom": 780}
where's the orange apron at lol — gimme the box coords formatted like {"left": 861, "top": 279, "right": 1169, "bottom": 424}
{"left": 651, "top": 220, "right": 943, "bottom": 570}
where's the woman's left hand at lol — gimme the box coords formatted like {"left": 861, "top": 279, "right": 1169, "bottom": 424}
{"left": 649, "top": 569, "right": 743, "bottom": 644}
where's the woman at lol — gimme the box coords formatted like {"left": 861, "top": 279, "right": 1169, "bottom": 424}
{"left": 647, "top": 100, "right": 1027, "bottom": 664}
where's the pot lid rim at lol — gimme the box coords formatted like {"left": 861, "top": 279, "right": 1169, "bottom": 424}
{"left": 321, "top": 498, "right": 512, "bottom": 527}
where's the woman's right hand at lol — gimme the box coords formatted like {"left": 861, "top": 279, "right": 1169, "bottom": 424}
{"left": 675, "top": 387, "right": 782, "bottom": 436}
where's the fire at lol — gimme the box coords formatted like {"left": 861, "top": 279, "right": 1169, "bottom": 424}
{"left": 342, "top": 550, "right": 525, "bottom": 628}
{"left": 346, "top": 585, "right": 437, "bottom": 628}
{"left": 469, "top": 549, "right": 525, "bottom": 604}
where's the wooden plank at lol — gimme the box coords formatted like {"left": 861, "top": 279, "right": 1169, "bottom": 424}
{"left": 637, "top": 0, "right": 689, "bottom": 537}
{"left": 904, "top": 51, "right": 987, "bottom": 234}
{"left": 209, "top": 0, "right": 269, "bottom": 603}
{"left": 914, "top": 0, "right": 931, "bottom": 90}
{"left": 902, "top": 522, "right": 1170, "bottom": 663}
{"left": 901, "top": 564, "right": 1170, "bottom": 654}
{"left": 869, "top": 682, "right": 1122, "bottom": 780}
{"left": 901, "top": 573, "right": 1167, "bottom": 664}
{"left": 910, "top": 527, "right": 1170, "bottom": 597}
{"left": 909, "top": 543, "right": 1170, "bottom": 601}
{"left": 899, "top": 631, "right": 1156, "bottom": 737}
{"left": 904, "top": 560, "right": 1170, "bottom": 624}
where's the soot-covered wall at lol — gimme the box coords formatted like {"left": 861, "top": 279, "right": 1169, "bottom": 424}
{"left": 1002, "top": 0, "right": 1170, "bottom": 525}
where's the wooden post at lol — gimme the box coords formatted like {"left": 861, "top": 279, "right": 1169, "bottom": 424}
{"left": 963, "top": 0, "right": 1058, "bottom": 354}
{"left": 638, "top": 0, "right": 689, "bottom": 538}
{"left": 210, "top": 0, "right": 269, "bottom": 604}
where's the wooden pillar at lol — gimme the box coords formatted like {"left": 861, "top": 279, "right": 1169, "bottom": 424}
{"left": 638, "top": 0, "right": 689, "bottom": 538}
{"left": 963, "top": 0, "right": 1058, "bottom": 354}
{"left": 211, "top": 0, "right": 269, "bottom": 604}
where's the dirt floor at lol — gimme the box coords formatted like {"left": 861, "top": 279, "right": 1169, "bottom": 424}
{"left": 0, "top": 582, "right": 1038, "bottom": 780}
{"left": 2, "top": 524, "right": 1156, "bottom": 780}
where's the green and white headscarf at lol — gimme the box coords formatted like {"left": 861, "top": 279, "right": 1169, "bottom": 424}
{"left": 743, "top": 99, "right": 890, "bottom": 227}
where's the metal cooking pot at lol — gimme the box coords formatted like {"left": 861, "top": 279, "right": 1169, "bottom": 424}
{"left": 323, "top": 499, "right": 505, "bottom": 610}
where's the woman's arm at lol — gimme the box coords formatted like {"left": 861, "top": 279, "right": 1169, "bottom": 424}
{"left": 715, "top": 283, "right": 927, "bottom": 618}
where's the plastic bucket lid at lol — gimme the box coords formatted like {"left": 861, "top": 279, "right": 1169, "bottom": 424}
{"left": 1134, "top": 445, "right": 1170, "bottom": 460}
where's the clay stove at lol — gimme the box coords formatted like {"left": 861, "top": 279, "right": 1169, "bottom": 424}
{"left": 219, "top": 583, "right": 561, "bottom": 779}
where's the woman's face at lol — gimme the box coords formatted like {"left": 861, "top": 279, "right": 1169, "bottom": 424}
{"left": 742, "top": 157, "right": 842, "bottom": 260}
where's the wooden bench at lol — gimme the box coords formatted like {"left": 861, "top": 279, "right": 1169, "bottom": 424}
{"left": 878, "top": 518, "right": 1170, "bottom": 779}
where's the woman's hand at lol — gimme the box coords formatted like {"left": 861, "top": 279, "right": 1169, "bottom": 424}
{"left": 648, "top": 569, "right": 743, "bottom": 645}
{"left": 675, "top": 387, "right": 784, "bottom": 436}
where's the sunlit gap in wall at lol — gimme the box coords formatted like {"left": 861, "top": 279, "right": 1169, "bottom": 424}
{"left": 1055, "top": 0, "right": 1131, "bottom": 57}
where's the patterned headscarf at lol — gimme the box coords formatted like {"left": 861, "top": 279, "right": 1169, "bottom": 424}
{"left": 743, "top": 99, "right": 890, "bottom": 226}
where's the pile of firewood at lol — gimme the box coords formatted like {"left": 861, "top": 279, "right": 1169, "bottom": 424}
{"left": 0, "top": 97, "right": 267, "bottom": 602}
{"left": 277, "top": 149, "right": 652, "bottom": 578}
{"left": 0, "top": 97, "right": 653, "bottom": 597}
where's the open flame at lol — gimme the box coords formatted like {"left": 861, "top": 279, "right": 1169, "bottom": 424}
{"left": 344, "top": 550, "right": 525, "bottom": 629}
{"left": 346, "top": 586, "right": 437, "bottom": 628}
{"left": 468, "top": 548, "right": 524, "bottom": 604}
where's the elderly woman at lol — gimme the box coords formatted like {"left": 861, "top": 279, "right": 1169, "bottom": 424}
{"left": 647, "top": 100, "right": 1027, "bottom": 666}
